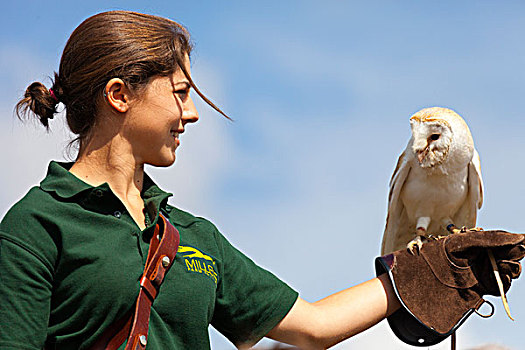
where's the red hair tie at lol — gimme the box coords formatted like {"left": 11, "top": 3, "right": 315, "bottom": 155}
{"left": 49, "top": 88, "right": 59, "bottom": 103}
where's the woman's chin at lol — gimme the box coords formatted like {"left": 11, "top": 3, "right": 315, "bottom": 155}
{"left": 149, "top": 155, "right": 177, "bottom": 168}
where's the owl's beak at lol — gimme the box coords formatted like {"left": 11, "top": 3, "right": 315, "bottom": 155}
{"left": 417, "top": 148, "right": 429, "bottom": 163}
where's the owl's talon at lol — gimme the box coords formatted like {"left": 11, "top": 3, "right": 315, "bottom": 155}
{"left": 407, "top": 235, "right": 427, "bottom": 255}
{"left": 463, "top": 226, "right": 484, "bottom": 233}
{"left": 427, "top": 234, "right": 446, "bottom": 241}
{"left": 447, "top": 224, "right": 462, "bottom": 234}
{"left": 447, "top": 224, "right": 484, "bottom": 234}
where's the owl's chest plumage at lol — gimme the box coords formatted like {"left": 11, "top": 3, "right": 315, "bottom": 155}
{"left": 400, "top": 163, "right": 468, "bottom": 232}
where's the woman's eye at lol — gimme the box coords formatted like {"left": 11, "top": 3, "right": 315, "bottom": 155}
{"left": 174, "top": 89, "right": 189, "bottom": 101}
{"left": 430, "top": 134, "right": 440, "bottom": 141}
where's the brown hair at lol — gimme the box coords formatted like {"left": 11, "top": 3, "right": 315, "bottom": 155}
{"left": 16, "top": 10, "right": 228, "bottom": 148}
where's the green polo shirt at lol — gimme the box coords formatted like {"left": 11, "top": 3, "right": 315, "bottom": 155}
{"left": 0, "top": 161, "right": 298, "bottom": 349}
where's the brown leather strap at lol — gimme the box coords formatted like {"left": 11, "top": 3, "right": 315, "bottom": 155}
{"left": 88, "top": 214, "right": 180, "bottom": 350}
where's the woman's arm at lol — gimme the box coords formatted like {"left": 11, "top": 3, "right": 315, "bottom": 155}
{"left": 266, "top": 273, "right": 400, "bottom": 349}
{"left": 0, "top": 237, "right": 53, "bottom": 349}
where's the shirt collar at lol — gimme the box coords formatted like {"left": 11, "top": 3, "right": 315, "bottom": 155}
{"left": 40, "top": 161, "right": 172, "bottom": 214}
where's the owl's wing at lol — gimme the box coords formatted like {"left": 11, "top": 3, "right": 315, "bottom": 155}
{"left": 452, "top": 148, "right": 484, "bottom": 227}
{"left": 381, "top": 149, "right": 412, "bottom": 255}
{"left": 471, "top": 148, "right": 484, "bottom": 209}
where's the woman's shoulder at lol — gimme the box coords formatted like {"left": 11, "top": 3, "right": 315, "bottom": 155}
{"left": 165, "top": 205, "right": 219, "bottom": 232}
{"left": 0, "top": 185, "right": 60, "bottom": 268}
{"left": 164, "top": 204, "right": 230, "bottom": 249}
{"left": 1, "top": 185, "right": 54, "bottom": 225}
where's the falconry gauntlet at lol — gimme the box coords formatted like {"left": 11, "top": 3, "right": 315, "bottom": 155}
{"left": 376, "top": 229, "right": 525, "bottom": 346}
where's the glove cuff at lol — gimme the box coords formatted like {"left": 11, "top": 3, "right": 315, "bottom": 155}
{"left": 375, "top": 251, "right": 484, "bottom": 347}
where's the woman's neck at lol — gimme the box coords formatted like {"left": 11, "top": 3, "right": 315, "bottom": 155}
{"left": 72, "top": 142, "right": 143, "bottom": 191}
{"left": 70, "top": 137, "right": 148, "bottom": 230}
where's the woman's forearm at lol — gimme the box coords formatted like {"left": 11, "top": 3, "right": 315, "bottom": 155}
{"left": 266, "top": 273, "right": 401, "bottom": 349}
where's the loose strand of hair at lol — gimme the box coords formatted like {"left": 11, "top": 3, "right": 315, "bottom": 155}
{"left": 178, "top": 58, "right": 233, "bottom": 121}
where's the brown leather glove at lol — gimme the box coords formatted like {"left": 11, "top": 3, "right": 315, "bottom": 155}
{"left": 375, "top": 230, "right": 525, "bottom": 347}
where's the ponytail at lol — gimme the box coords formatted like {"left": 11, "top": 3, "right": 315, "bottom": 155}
{"left": 16, "top": 74, "right": 61, "bottom": 128}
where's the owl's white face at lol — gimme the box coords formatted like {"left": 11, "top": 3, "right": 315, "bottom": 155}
{"left": 410, "top": 119, "right": 453, "bottom": 168}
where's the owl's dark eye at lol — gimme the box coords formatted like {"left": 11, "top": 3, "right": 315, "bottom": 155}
{"left": 430, "top": 134, "right": 440, "bottom": 141}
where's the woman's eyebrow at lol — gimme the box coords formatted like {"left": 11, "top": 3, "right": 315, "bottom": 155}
{"left": 171, "top": 80, "right": 191, "bottom": 89}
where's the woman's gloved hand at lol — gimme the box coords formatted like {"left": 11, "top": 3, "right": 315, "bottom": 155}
{"left": 441, "top": 230, "right": 524, "bottom": 295}
{"left": 376, "top": 229, "right": 525, "bottom": 347}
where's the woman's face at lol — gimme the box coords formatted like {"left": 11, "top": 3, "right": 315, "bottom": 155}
{"left": 123, "top": 56, "right": 199, "bottom": 167}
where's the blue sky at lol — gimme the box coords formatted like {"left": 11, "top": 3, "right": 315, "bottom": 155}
{"left": 2, "top": 2, "right": 525, "bottom": 349}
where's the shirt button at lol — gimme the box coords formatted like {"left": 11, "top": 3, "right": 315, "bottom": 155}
{"left": 113, "top": 211, "right": 122, "bottom": 218}
{"left": 94, "top": 189, "right": 104, "bottom": 197}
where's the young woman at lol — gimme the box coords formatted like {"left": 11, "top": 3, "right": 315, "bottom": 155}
{"left": 1, "top": 10, "right": 523, "bottom": 350}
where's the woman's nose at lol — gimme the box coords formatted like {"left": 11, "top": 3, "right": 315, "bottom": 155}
{"left": 182, "top": 97, "right": 199, "bottom": 125}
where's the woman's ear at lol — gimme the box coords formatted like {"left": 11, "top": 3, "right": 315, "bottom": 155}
{"left": 104, "top": 78, "right": 131, "bottom": 113}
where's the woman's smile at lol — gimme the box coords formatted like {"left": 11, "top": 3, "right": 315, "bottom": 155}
{"left": 170, "top": 130, "right": 180, "bottom": 146}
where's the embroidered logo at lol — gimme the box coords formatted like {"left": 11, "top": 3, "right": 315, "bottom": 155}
{"left": 178, "top": 245, "right": 218, "bottom": 284}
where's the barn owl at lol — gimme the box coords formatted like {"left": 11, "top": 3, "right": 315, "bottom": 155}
{"left": 381, "top": 107, "right": 484, "bottom": 255}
